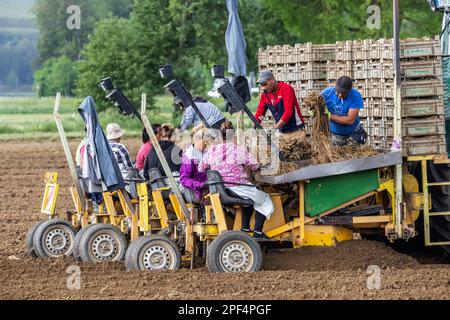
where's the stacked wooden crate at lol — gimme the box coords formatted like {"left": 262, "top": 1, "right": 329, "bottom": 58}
{"left": 348, "top": 39, "right": 394, "bottom": 150}
{"left": 257, "top": 36, "right": 447, "bottom": 156}
{"left": 400, "top": 37, "right": 447, "bottom": 156}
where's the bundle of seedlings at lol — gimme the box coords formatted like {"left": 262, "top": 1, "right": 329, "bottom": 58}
{"left": 304, "top": 92, "right": 334, "bottom": 164}
{"left": 305, "top": 91, "right": 377, "bottom": 164}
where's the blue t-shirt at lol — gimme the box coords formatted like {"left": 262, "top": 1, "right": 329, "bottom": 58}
{"left": 321, "top": 87, "right": 364, "bottom": 136}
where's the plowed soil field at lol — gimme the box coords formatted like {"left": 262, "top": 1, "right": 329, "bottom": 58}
{"left": 1, "top": 140, "right": 449, "bottom": 300}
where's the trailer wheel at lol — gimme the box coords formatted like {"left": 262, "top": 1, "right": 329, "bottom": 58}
{"left": 79, "top": 224, "right": 127, "bottom": 263}
{"left": 32, "top": 219, "right": 76, "bottom": 258}
{"left": 126, "top": 235, "right": 181, "bottom": 271}
{"left": 206, "top": 231, "right": 263, "bottom": 273}
{"left": 72, "top": 225, "right": 93, "bottom": 261}
{"left": 26, "top": 221, "right": 45, "bottom": 257}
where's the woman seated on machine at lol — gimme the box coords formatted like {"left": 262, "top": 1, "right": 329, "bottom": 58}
{"left": 143, "top": 123, "right": 182, "bottom": 182}
{"left": 179, "top": 124, "right": 208, "bottom": 201}
{"left": 198, "top": 121, "right": 274, "bottom": 239}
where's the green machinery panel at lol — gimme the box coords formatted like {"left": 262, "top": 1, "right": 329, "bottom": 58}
{"left": 304, "top": 169, "right": 380, "bottom": 217}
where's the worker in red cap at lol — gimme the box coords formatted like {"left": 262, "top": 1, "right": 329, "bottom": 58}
{"left": 254, "top": 70, "right": 306, "bottom": 148}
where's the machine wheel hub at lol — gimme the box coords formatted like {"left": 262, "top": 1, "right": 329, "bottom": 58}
{"left": 220, "top": 241, "right": 253, "bottom": 272}
{"left": 44, "top": 227, "right": 71, "bottom": 255}
{"left": 142, "top": 244, "right": 172, "bottom": 270}
{"left": 92, "top": 234, "right": 118, "bottom": 261}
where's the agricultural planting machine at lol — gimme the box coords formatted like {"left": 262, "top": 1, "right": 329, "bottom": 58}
{"left": 26, "top": 1, "right": 450, "bottom": 272}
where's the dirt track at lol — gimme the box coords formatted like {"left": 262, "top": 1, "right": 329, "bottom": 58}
{"left": 0, "top": 139, "right": 449, "bottom": 300}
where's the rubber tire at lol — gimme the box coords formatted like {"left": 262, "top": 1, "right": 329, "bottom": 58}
{"left": 124, "top": 237, "right": 141, "bottom": 271}
{"left": 32, "top": 219, "right": 76, "bottom": 258}
{"left": 125, "top": 235, "right": 181, "bottom": 271}
{"left": 206, "top": 231, "right": 263, "bottom": 273}
{"left": 26, "top": 221, "right": 45, "bottom": 257}
{"left": 79, "top": 224, "right": 128, "bottom": 263}
{"left": 156, "top": 228, "right": 170, "bottom": 237}
{"left": 72, "top": 225, "right": 93, "bottom": 261}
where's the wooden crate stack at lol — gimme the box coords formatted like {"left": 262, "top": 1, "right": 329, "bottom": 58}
{"left": 257, "top": 36, "right": 447, "bottom": 156}
{"left": 400, "top": 37, "right": 447, "bottom": 156}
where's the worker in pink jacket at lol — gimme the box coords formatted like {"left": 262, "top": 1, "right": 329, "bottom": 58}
{"left": 198, "top": 121, "right": 274, "bottom": 239}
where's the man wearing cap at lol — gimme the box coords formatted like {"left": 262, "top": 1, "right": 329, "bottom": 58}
{"left": 106, "top": 123, "right": 134, "bottom": 179}
{"left": 319, "top": 76, "right": 367, "bottom": 146}
{"left": 254, "top": 70, "right": 306, "bottom": 146}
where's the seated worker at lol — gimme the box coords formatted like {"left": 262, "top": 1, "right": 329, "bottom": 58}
{"left": 144, "top": 123, "right": 182, "bottom": 181}
{"left": 135, "top": 124, "right": 161, "bottom": 173}
{"left": 106, "top": 123, "right": 134, "bottom": 180}
{"left": 254, "top": 70, "right": 306, "bottom": 146}
{"left": 179, "top": 95, "right": 226, "bottom": 130}
{"left": 198, "top": 121, "right": 274, "bottom": 239}
{"left": 180, "top": 124, "right": 208, "bottom": 201}
{"left": 320, "top": 76, "right": 367, "bottom": 146}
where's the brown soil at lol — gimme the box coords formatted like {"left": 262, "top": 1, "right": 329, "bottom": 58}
{"left": 0, "top": 139, "right": 449, "bottom": 300}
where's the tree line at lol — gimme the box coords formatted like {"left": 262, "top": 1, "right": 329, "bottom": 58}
{"left": 31, "top": 0, "right": 441, "bottom": 110}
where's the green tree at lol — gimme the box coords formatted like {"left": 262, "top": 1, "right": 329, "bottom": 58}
{"left": 263, "top": 0, "right": 442, "bottom": 43}
{"left": 34, "top": 55, "right": 77, "bottom": 97}
{"left": 75, "top": 17, "right": 150, "bottom": 110}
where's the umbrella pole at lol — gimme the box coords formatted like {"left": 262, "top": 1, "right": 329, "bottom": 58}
{"left": 393, "top": 0, "right": 404, "bottom": 238}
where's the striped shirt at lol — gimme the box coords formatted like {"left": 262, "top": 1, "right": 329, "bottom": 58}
{"left": 109, "top": 142, "right": 134, "bottom": 174}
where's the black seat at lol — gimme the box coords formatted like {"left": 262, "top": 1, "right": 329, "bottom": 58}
{"left": 125, "top": 168, "right": 141, "bottom": 199}
{"left": 183, "top": 187, "right": 200, "bottom": 204}
{"left": 147, "top": 168, "right": 167, "bottom": 190}
{"left": 206, "top": 170, "right": 253, "bottom": 206}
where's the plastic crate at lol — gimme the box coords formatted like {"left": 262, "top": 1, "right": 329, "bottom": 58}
{"left": 400, "top": 37, "right": 441, "bottom": 58}
{"left": 258, "top": 48, "right": 267, "bottom": 66}
{"left": 352, "top": 39, "right": 373, "bottom": 60}
{"left": 370, "top": 39, "right": 393, "bottom": 60}
{"left": 402, "top": 116, "right": 446, "bottom": 137}
{"left": 311, "top": 44, "right": 336, "bottom": 61}
{"left": 284, "top": 45, "right": 297, "bottom": 64}
{"left": 335, "top": 41, "right": 353, "bottom": 61}
{"left": 297, "top": 62, "right": 327, "bottom": 80}
{"left": 285, "top": 64, "right": 298, "bottom": 82}
{"left": 401, "top": 79, "right": 444, "bottom": 97}
{"left": 402, "top": 135, "right": 448, "bottom": 156}
{"left": 353, "top": 79, "right": 370, "bottom": 97}
{"left": 369, "top": 79, "right": 395, "bottom": 98}
{"left": 401, "top": 98, "right": 445, "bottom": 117}
{"left": 400, "top": 59, "right": 442, "bottom": 78}
{"left": 295, "top": 43, "right": 312, "bottom": 62}
{"left": 366, "top": 98, "right": 395, "bottom": 117}
{"left": 370, "top": 60, "right": 394, "bottom": 79}
{"left": 326, "top": 61, "right": 352, "bottom": 80}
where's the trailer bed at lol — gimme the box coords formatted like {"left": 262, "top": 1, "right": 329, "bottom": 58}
{"left": 256, "top": 151, "right": 402, "bottom": 185}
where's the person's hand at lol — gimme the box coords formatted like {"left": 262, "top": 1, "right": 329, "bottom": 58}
{"left": 308, "top": 108, "right": 316, "bottom": 117}
{"left": 324, "top": 105, "right": 331, "bottom": 120}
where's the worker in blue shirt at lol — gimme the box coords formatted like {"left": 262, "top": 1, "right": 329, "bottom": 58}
{"left": 318, "top": 76, "right": 367, "bottom": 146}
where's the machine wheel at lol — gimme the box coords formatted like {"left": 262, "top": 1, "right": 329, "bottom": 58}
{"left": 72, "top": 225, "right": 93, "bottom": 261}
{"left": 79, "top": 224, "right": 128, "bottom": 263}
{"left": 25, "top": 221, "right": 45, "bottom": 257}
{"left": 157, "top": 228, "right": 170, "bottom": 237}
{"left": 124, "top": 238, "right": 140, "bottom": 271}
{"left": 32, "top": 219, "right": 76, "bottom": 258}
{"left": 125, "top": 235, "right": 181, "bottom": 271}
{"left": 206, "top": 231, "right": 263, "bottom": 273}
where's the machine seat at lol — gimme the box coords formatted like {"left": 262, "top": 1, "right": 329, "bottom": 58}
{"left": 206, "top": 170, "right": 254, "bottom": 206}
